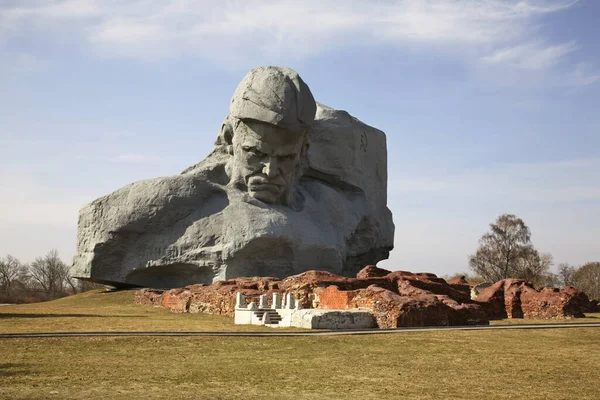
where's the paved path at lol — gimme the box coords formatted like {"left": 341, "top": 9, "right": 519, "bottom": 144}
{"left": 2, "top": 322, "right": 600, "bottom": 339}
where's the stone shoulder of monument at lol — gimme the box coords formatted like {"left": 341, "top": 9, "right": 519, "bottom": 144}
{"left": 135, "top": 266, "right": 598, "bottom": 328}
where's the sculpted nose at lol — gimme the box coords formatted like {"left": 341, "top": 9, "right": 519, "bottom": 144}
{"left": 262, "top": 157, "right": 280, "bottom": 178}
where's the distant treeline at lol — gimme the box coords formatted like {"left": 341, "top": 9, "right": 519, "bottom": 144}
{"left": 0, "top": 250, "right": 103, "bottom": 304}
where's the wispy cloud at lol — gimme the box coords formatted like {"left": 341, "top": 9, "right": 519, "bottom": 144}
{"left": 0, "top": 0, "right": 587, "bottom": 75}
{"left": 567, "top": 63, "right": 600, "bottom": 86}
{"left": 481, "top": 41, "right": 577, "bottom": 70}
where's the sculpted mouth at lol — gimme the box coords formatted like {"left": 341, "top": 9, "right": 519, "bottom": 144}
{"left": 247, "top": 174, "right": 285, "bottom": 195}
{"left": 249, "top": 182, "right": 281, "bottom": 192}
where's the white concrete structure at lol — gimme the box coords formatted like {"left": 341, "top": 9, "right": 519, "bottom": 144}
{"left": 233, "top": 292, "right": 376, "bottom": 329}
{"left": 236, "top": 292, "right": 245, "bottom": 308}
{"left": 272, "top": 293, "right": 282, "bottom": 309}
{"left": 285, "top": 293, "right": 295, "bottom": 309}
{"left": 259, "top": 294, "right": 268, "bottom": 309}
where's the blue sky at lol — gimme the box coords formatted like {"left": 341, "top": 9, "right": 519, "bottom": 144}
{"left": 1, "top": 0, "right": 598, "bottom": 277}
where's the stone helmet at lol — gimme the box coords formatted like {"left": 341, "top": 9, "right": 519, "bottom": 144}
{"left": 229, "top": 66, "right": 317, "bottom": 133}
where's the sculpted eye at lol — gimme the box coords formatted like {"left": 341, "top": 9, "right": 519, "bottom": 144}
{"left": 242, "top": 146, "right": 266, "bottom": 157}
{"left": 281, "top": 154, "right": 296, "bottom": 161}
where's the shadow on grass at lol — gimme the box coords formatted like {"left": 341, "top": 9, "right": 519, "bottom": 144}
{"left": 0, "top": 313, "right": 146, "bottom": 319}
{"left": 0, "top": 363, "right": 34, "bottom": 377}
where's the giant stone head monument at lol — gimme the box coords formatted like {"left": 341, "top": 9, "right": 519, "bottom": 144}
{"left": 73, "top": 66, "right": 394, "bottom": 288}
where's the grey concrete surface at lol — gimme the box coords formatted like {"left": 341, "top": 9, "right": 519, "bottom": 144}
{"left": 73, "top": 66, "right": 394, "bottom": 288}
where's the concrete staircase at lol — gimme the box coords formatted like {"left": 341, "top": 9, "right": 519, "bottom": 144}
{"left": 260, "top": 310, "right": 283, "bottom": 325}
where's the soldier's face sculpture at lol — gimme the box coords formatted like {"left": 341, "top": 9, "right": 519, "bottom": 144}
{"left": 230, "top": 120, "right": 306, "bottom": 204}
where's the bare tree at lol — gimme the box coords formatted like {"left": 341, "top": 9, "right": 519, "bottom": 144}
{"left": 517, "top": 251, "right": 554, "bottom": 287}
{"left": 0, "top": 255, "right": 26, "bottom": 299}
{"left": 29, "top": 249, "right": 71, "bottom": 298}
{"left": 469, "top": 214, "right": 553, "bottom": 284}
{"left": 469, "top": 214, "right": 532, "bottom": 282}
{"left": 557, "top": 263, "right": 576, "bottom": 287}
{"left": 536, "top": 272, "right": 560, "bottom": 288}
{"left": 573, "top": 262, "right": 600, "bottom": 300}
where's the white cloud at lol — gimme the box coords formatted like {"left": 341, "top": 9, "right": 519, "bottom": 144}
{"left": 93, "top": 20, "right": 165, "bottom": 44}
{"left": 2, "top": 0, "right": 592, "bottom": 86}
{"left": 3, "top": 0, "right": 100, "bottom": 19}
{"left": 0, "top": 0, "right": 581, "bottom": 62}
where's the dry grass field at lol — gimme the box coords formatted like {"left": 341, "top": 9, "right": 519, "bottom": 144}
{"left": 0, "top": 289, "right": 272, "bottom": 334}
{"left": 1, "top": 290, "right": 599, "bottom": 399}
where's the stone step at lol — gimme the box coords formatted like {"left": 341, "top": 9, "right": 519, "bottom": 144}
{"left": 262, "top": 311, "right": 283, "bottom": 324}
